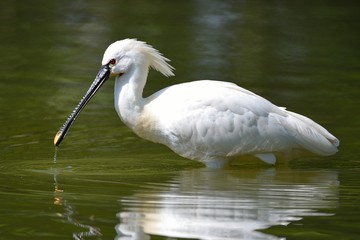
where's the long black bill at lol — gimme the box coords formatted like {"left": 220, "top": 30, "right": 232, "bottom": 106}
{"left": 54, "top": 64, "right": 111, "bottom": 146}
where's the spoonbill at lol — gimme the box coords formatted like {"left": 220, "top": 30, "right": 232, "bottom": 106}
{"left": 54, "top": 39, "right": 339, "bottom": 168}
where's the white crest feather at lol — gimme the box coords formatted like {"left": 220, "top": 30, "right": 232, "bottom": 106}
{"left": 138, "top": 40, "right": 175, "bottom": 77}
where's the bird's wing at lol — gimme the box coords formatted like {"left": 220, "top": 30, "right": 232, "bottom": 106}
{"left": 145, "top": 80, "right": 292, "bottom": 158}
{"left": 279, "top": 110, "right": 339, "bottom": 156}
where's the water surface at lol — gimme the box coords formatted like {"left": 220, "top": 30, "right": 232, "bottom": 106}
{"left": 0, "top": 0, "right": 359, "bottom": 239}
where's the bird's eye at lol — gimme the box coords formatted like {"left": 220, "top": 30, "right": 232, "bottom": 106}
{"left": 109, "top": 59, "right": 116, "bottom": 65}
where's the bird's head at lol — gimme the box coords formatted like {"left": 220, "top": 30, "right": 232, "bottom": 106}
{"left": 53, "top": 39, "right": 174, "bottom": 146}
{"left": 101, "top": 39, "right": 174, "bottom": 78}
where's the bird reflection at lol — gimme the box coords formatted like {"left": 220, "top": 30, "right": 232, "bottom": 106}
{"left": 52, "top": 168, "right": 102, "bottom": 240}
{"left": 116, "top": 168, "right": 338, "bottom": 240}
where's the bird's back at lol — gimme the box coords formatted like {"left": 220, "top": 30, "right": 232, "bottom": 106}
{"left": 137, "top": 80, "right": 338, "bottom": 164}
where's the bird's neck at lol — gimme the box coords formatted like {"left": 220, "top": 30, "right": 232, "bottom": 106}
{"left": 114, "top": 64, "right": 148, "bottom": 129}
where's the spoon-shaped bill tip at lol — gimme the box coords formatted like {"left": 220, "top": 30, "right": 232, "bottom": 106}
{"left": 54, "top": 130, "right": 63, "bottom": 146}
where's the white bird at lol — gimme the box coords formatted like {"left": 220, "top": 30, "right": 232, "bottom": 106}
{"left": 54, "top": 39, "right": 339, "bottom": 168}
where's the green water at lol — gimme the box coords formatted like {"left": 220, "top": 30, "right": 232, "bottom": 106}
{"left": 0, "top": 0, "right": 359, "bottom": 239}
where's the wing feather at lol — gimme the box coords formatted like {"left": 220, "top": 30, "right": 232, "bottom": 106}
{"left": 143, "top": 80, "right": 338, "bottom": 161}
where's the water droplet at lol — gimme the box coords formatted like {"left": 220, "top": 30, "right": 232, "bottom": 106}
{"left": 54, "top": 146, "right": 59, "bottom": 163}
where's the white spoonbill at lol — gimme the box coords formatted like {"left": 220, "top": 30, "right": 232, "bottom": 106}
{"left": 54, "top": 39, "right": 339, "bottom": 168}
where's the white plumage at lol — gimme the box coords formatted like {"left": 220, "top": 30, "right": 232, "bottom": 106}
{"left": 102, "top": 39, "right": 339, "bottom": 168}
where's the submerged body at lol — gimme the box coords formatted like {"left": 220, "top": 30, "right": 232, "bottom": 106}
{"left": 55, "top": 39, "right": 339, "bottom": 168}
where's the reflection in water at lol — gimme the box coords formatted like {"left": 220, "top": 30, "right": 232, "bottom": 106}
{"left": 52, "top": 168, "right": 102, "bottom": 240}
{"left": 116, "top": 168, "right": 338, "bottom": 240}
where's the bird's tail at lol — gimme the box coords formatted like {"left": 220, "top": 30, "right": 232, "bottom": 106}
{"left": 283, "top": 111, "right": 339, "bottom": 156}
